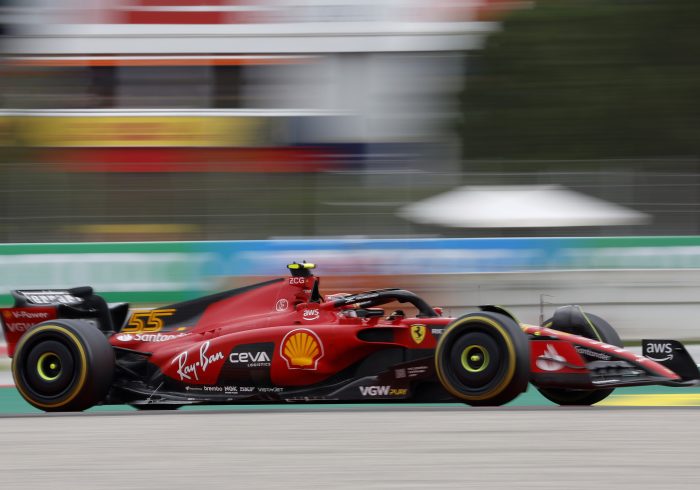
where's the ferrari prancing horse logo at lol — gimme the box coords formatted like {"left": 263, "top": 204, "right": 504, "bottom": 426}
{"left": 410, "top": 324, "right": 426, "bottom": 345}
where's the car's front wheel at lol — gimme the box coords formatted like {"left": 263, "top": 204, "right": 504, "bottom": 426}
{"left": 435, "top": 311, "right": 530, "bottom": 406}
{"left": 537, "top": 309, "right": 621, "bottom": 406}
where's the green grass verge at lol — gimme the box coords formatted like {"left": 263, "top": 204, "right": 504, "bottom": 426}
{"left": 5, "top": 384, "right": 700, "bottom": 415}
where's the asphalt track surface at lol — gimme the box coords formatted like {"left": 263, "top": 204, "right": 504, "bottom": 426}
{"left": 1, "top": 406, "right": 700, "bottom": 489}
{"left": 3, "top": 356, "right": 700, "bottom": 489}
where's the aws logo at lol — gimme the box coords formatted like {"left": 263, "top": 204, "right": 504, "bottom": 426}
{"left": 280, "top": 329, "right": 324, "bottom": 370}
{"left": 644, "top": 342, "right": 674, "bottom": 362}
{"left": 302, "top": 309, "right": 320, "bottom": 321}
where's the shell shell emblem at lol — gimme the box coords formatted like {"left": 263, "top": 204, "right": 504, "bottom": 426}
{"left": 280, "top": 329, "right": 324, "bottom": 370}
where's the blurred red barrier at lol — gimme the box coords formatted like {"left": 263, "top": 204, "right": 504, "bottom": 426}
{"left": 43, "top": 147, "right": 336, "bottom": 173}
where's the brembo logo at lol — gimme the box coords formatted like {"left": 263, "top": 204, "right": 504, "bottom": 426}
{"left": 644, "top": 342, "right": 674, "bottom": 362}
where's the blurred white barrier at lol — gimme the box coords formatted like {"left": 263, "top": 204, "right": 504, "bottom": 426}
{"left": 408, "top": 269, "right": 700, "bottom": 341}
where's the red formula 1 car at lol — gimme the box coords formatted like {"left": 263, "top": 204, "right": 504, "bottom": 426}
{"left": 2, "top": 262, "right": 698, "bottom": 412}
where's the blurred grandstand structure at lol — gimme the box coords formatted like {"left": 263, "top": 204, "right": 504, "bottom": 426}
{"left": 0, "top": 0, "right": 515, "bottom": 241}
{"left": 0, "top": 1, "right": 696, "bottom": 242}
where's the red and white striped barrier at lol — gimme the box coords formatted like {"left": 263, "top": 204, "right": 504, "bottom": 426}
{"left": 0, "top": 342, "right": 13, "bottom": 387}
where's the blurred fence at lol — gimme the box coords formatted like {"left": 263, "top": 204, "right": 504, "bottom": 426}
{"left": 2, "top": 165, "right": 700, "bottom": 241}
{"left": 2, "top": 237, "right": 700, "bottom": 340}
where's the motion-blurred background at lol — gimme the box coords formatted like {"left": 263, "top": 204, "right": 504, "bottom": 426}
{"left": 1, "top": 0, "right": 700, "bottom": 341}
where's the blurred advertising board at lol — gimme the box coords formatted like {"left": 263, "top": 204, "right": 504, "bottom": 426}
{"left": 0, "top": 112, "right": 360, "bottom": 172}
{"left": 12, "top": 115, "right": 263, "bottom": 148}
{"left": 1, "top": 237, "right": 700, "bottom": 305}
{"left": 40, "top": 147, "right": 340, "bottom": 173}
{"left": 0, "top": 242, "right": 209, "bottom": 305}
{"left": 198, "top": 236, "right": 700, "bottom": 277}
{"left": 13, "top": 0, "right": 507, "bottom": 33}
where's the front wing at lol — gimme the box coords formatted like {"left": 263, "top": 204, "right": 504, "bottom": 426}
{"left": 524, "top": 325, "right": 688, "bottom": 389}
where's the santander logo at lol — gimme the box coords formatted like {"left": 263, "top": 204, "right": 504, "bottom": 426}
{"left": 535, "top": 344, "right": 566, "bottom": 372}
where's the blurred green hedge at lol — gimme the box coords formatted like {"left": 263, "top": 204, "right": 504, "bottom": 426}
{"left": 461, "top": 0, "right": 700, "bottom": 166}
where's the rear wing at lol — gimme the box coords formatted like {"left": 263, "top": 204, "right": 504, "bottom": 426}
{"left": 1, "top": 288, "right": 92, "bottom": 357}
{"left": 0, "top": 307, "right": 58, "bottom": 357}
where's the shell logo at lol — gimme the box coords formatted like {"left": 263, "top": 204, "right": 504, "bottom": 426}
{"left": 280, "top": 329, "right": 324, "bottom": 370}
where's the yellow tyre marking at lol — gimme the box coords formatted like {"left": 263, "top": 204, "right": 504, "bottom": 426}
{"left": 460, "top": 345, "right": 489, "bottom": 373}
{"left": 435, "top": 315, "right": 517, "bottom": 402}
{"left": 36, "top": 352, "right": 60, "bottom": 381}
{"left": 599, "top": 394, "right": 700, "bottom": 407}
{"left": 12, "top": 324, "right": 88, "bottom": 409}
{"left": 580, "top": 310, "right": 603, "bottom": 342}
{"left": 544, "top": 313, "right": 603, "bottom": 342}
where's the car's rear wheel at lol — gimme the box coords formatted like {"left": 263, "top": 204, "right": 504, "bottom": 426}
{"left": 537, "top": 310, "right": 621, "bottom": 406}
{"left": 435, "top": 312, "right": 530, "bottom": 406}
{"left": 12, "top": 320, "right": 114, "bottom": 412}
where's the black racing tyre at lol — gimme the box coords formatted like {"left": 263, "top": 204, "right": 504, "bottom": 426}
{"left": 12, "top": 320, "right": 115, "bottom": 412}
{"left": 435, "top": 311, "right": 530, "bottom": 406}
{"left": 538, "top": 311, "right": 621, "bottom": 406}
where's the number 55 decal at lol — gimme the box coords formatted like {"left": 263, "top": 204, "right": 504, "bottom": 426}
{"left": 123, "top": 309, "right": 176, "bottom": 333}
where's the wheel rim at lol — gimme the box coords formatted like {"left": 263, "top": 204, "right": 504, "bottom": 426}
{"left": 19, "top": 333, "right": 80, "bottom": 400}
{"left": 36, "top": 352, "right": 62, "bottom": 381}
{"left": 460, "top": 345, "right": 490, "bottom": 373}
{"left": 447, "top": 329, "right": 505, "bottom": 393}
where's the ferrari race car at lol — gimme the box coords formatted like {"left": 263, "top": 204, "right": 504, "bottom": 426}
{"left": 2, "top": 262, "right": 699, "bottom": 412}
